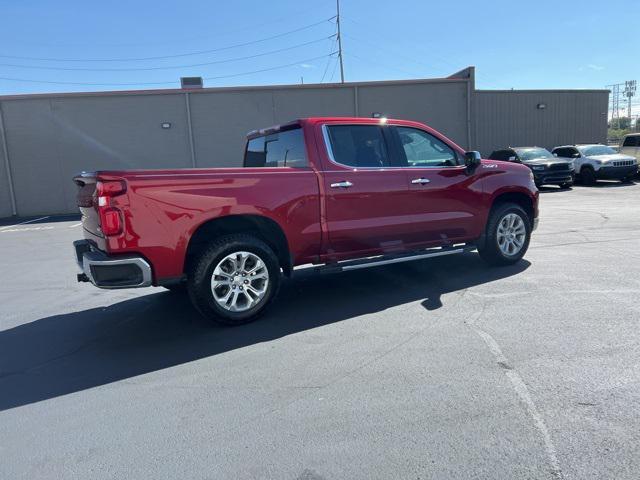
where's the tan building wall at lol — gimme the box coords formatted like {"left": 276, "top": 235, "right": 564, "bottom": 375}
{"left": 0, "top": 71, "right": 607, "bottom": 217}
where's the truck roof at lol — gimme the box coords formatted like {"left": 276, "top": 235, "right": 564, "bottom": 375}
{"left": 246, "top": 117, "right": 425, "bottom": 137}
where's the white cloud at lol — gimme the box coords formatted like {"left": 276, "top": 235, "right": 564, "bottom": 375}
{"left": 586, "top": 64, "right": 605, "bottom": 71}
{"left": 299, "top": 63, "right": 317, "bottom": 69}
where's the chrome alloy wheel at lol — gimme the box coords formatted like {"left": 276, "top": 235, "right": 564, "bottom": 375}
{"left": 497, "top": 213, "right": 526, "bottom": 256}
{"left": 210, "top": 251, "right": 269, "bottom": 312}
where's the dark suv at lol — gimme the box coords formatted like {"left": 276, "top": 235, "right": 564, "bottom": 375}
{"left": 489, "top": 147, "right": 574, "bottom": 188}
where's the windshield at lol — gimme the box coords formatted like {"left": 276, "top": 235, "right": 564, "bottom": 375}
{"left": 516, "top": 148, "right": 554, "bottom": 161}
{"left": 578, "top": 145, "right": 617, "bottom": 156}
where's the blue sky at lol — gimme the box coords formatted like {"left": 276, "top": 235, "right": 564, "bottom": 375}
{"left": 0, "top": 0, "right": 638, "bottom": 101}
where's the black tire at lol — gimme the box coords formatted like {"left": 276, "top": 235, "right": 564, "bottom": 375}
{"left": 580, "top": 167, "right": 597, "bottom": 186}
{"left": 559, "top": 182, "right": 572, "bottom": 189}
{"left": 621, "top": 176, "right": 634, "bottom": 184}
{"left": 477, "top": 203, "right": 532, "bottom": 266}
{"left": 187, "top": 234, "right": 281, "bottom": 326}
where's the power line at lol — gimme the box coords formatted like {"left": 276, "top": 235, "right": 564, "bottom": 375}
{"left": 0, "top": 17, "right": 336, "bottom": 62}
{"left": 0, "top": 53, "right": 336, "bottom": 86}
{"left": 0, "top": 36, "right": 335, "bottom": 71}
{"left": 0, "top": 4, "right": 329, "bottom": 49}
{"left": 320, "top": 38, "right": 338, "bottom": 83}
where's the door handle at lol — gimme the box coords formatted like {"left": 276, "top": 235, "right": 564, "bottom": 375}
{"left": 330, "top": 181, "right": 353, "bottom": 188}
{"left": 411, "top": 177, "right": 431, "bottom": 185}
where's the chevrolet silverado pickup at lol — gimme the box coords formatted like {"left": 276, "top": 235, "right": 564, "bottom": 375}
{"left": 73, "top": 117, "right": 539, "bottom": 325}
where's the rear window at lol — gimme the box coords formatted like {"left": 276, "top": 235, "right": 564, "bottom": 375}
{"left": 326, "top": 125, "right": 390, "bottom": 167}
{"left": 623, "top": 136, "right": 639, "bottom": 147}
{"left": 489, "top": 150, "right": 512, "bottom": 161}
{"left": 244, "top": 127, "right": 308, "bottom": 168}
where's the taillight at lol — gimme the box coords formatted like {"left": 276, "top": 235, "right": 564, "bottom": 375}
{"left": 96, "top": 180, "right": 126, "bottom": 199}
{"left": 95, "top": 179, "right": 126, "bottom": 236}
{"left": 100, "top": 207, "right": 123, "bottom": 236}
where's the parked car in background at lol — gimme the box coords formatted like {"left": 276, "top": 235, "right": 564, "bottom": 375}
{"left": 552, "top": 144, "right": 638, "bottom": 185}
{"left": 488, "top": 147, "right": 574, "bottom": 188}
{"left": 72, "top": 117, "right": 539, "bottom": 325}
{"left": 620, "top": 133, "right": 640, "bottom": 164}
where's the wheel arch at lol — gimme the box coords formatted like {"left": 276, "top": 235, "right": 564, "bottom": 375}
{"left": 185, "top": 214, "right": 292, "bottom": 276}
{"left": 490, "top": 191, "right": 535, "bottom": 226}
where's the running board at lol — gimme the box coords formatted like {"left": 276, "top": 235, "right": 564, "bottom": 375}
{"left": 296, "top": 245, "right": 476, "bottom": 275}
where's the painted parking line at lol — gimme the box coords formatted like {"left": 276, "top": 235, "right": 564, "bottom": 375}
{"left": 68, "top": 223, "right": 82, "bottom": 228}
{"left": 0, "top": 226, "right": 55, "bottom": 234}
{"left": 0, "top": 216, "right": 50, "bottom": 231}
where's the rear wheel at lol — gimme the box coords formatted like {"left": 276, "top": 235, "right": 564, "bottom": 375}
{"left": 478, "top": 203, "right": 531, "bottom": 266}
{"left": 187, "top": 234, "right": 281, "bottom": 326}
{"left": 621, "top": 176, "right": 634, "bottom": 184}
{"left": 581, "top": 167, "right": 596, "bottom": 186}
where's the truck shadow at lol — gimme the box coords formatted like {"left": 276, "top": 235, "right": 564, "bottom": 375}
{"left": 0, "top": 253, "right": 529, "bottom": 411}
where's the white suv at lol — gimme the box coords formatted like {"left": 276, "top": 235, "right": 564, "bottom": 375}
{"left": 552, "top": 144, "right": 638, "bottom": 185}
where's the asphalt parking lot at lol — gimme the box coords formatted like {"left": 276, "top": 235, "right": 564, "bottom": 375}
{"left": 1, "top": 182, "right": 639, "bottom": 480}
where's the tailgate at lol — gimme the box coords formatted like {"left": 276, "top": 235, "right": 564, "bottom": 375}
{"left": 73, "top": 172, "right": 102, "bottom": 238}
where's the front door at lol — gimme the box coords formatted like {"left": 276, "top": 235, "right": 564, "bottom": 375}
{"left": 390, "top": 126, "right": 484, "bottom": 245}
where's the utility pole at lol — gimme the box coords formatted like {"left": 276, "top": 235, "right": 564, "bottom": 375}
{"left": 336, "top": 0, "right": 345, "bottom": 83}
{"left": 607, "top": 83, "right": 624, "bottom": 129}
{"left": 624, "top": 80, "right": 636, "bottom": 122}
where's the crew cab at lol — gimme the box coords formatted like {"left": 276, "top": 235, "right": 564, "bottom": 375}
{"left": 73, "top": 117, "right": 539, "bottom": 325}
{"left": 488, "top": 146, "right": 574, "bottom": 188}
{"left": 552, "top": 144, "right": 638, "bottom": 185}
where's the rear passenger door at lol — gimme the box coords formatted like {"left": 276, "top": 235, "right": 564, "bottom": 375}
{"left": 390, "top": 126, "right": 485, "bottom": 243}
{"left": 319, "top": 123, "right": 414, "bottom": 259}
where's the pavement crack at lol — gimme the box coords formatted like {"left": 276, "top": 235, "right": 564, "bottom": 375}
{"left": 466, "top": 296, "right": 564, "bottom": 479}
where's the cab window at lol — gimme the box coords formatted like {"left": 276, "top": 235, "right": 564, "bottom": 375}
{"left": 394, "top": 127, "right": 460, "bottom": 167}
{"left": 623, "top": 136, "right": 639, "bottom": 147}
{"left": 244, "top": 127, "right": 308, "bottom": 168}
{"left": 325, "top": 125, "right": 391, "bottom": 167}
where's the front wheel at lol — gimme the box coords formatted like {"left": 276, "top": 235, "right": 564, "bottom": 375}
{"left": 187, "top": 234, "right": 281, "bottom": 326}
{"left": 559, "top": 182, "right": 573, "bottom": 189}
{"left": 580, "top": 167, "right": 597, "bottom": 186}
{"left": 478, "top": 203, "right": 532, "bottom": 266}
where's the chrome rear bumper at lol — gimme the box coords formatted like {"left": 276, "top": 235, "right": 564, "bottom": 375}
{"left": 73, "top": 240, "right": 152, "bottom": 289}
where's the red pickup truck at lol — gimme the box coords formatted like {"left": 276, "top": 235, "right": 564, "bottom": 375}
{"left": 73, "top": 117, "right": 538, "bottom": 325}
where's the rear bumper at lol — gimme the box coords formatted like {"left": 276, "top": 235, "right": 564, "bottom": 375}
{"left": 73, "top": 240, "right": 152, "bottom": 289}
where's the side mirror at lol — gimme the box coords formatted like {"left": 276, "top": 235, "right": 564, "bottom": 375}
{"left": 553, "top": 153, "right": 558, "bottom": 157}
{"left": 464, "top": 151, "right": 482, "bottom": 171}
{"left": 508, "top": 156, "right": 517, "bottom": 162}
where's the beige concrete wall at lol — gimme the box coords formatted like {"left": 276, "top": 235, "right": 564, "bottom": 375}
{"left": 474, "top": 90, "right": 609, "bottom": 156}
{"left": 1, "top": 94, "right": 192, "bottom": 216}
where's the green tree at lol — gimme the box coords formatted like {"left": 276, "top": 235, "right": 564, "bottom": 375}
{"left": 609, "top": 116, "right": 631, "bottom": 129}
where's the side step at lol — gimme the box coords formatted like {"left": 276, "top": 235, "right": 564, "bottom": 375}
{"left": 297, "top": 245, "right": 476, "bottom": 275}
